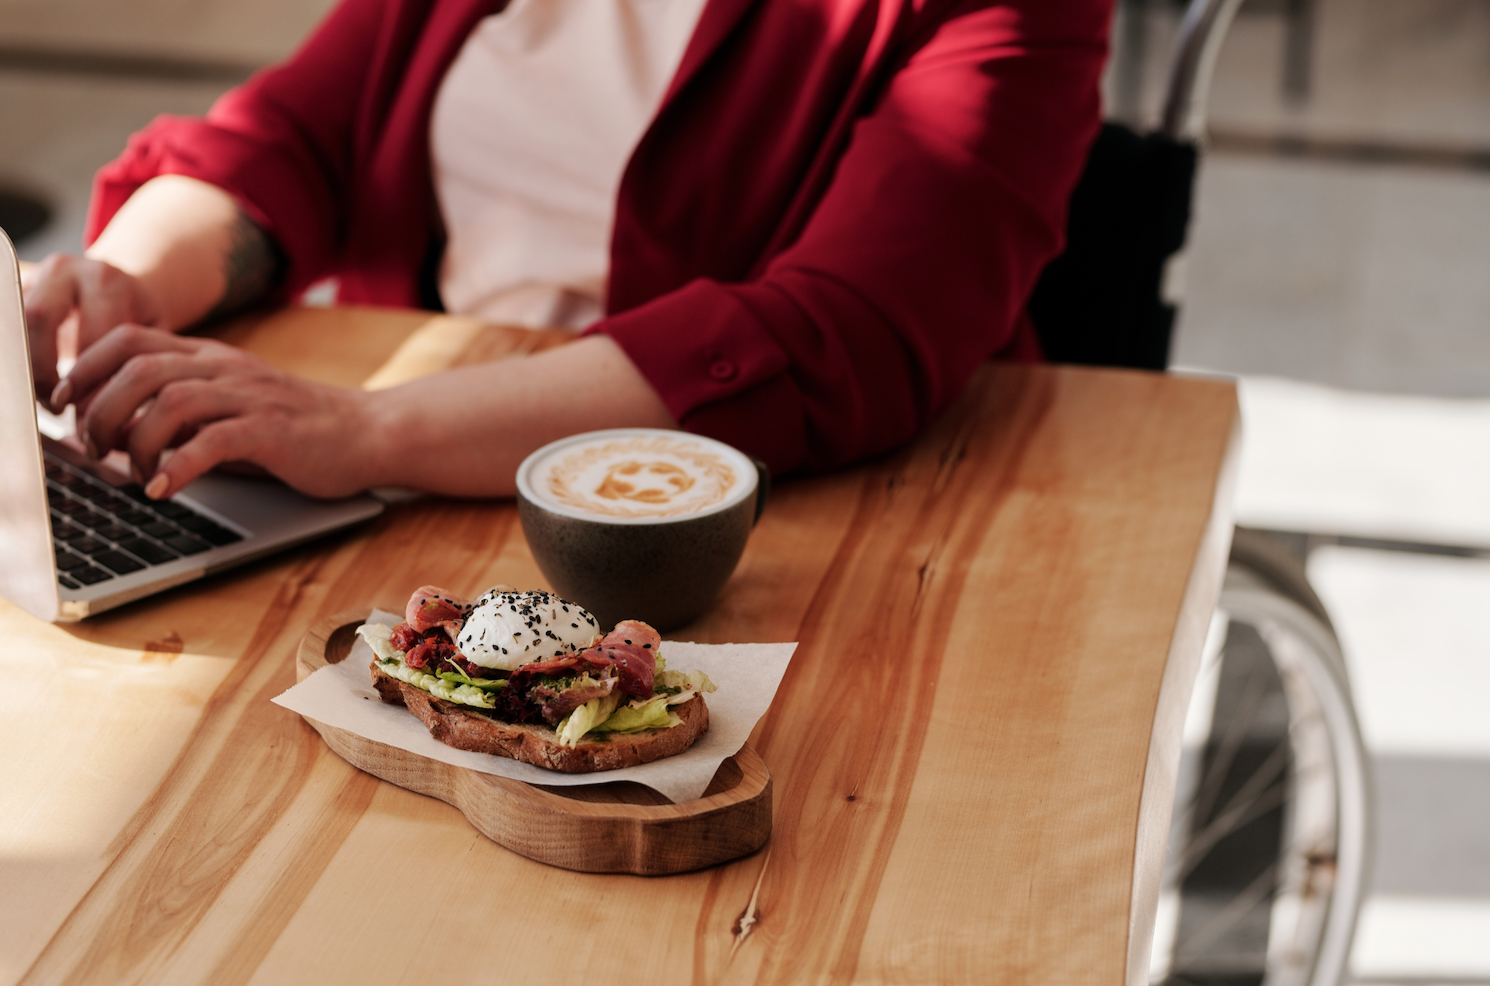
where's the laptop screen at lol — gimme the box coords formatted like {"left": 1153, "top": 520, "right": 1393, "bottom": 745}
{"left": 0, "top": 230, "right": 61, "bottom": 622}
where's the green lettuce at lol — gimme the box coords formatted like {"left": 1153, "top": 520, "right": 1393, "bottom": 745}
{"left": 555, "top": 693, "right": 622, "bottom": 747}
{"left": 655, "top": 669, "right": 717, "bottom": 705}
{"left": 357, "top": 623, "right": 503, "bottom": 709}
{"left": 356, "top": 622, "right": 403, "bottom": 662}
{"left": 592, "top": 693, "right": 680, "bottom": 734}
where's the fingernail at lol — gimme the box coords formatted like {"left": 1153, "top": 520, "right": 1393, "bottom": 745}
{"left": 145, "top": 474, "right": 170, "bottom": 500}
{"left": 49, "top": 379, "right": 72, "bottom": 409}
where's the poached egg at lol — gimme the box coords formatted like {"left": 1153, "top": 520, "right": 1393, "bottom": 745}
{"left": 455, "top": 588, "right": 600, "bottom": 671}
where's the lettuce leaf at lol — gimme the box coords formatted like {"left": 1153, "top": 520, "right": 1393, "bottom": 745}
{"left": 356, "top": 623, "right": 403, "bottom": 663}
{"left": 435, "top": 667, "right": 507, "bottom": 691}
{"left": 555, "top": 693, "right": 622, "bottom": 747}
{"left": 655, "top": 668, "right": 717, "bottom": 705}
{"left": 358, "top": 623, "right": 505, "bottom": 708}
{"left": 592, "top": 693, "right": 681, "bottom": 734}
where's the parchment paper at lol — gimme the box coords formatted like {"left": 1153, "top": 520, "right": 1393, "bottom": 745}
{"left": 272, "top": 609, "right": 797, "bottom": 803}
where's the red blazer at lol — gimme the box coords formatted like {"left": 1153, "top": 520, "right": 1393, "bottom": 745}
{"left": 88, "top": 0, "right": 1110, "bottom": 475}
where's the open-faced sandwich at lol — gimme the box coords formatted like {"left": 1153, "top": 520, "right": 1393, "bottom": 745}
{"left": 355, "top": 585, "right": 716, "bottom": 772}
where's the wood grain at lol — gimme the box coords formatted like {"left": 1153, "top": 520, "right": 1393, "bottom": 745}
{"left": 1, "top": 306, "right": 1239, "bottom": 986}
{"left": 292, "top": 611, "right": 772, "bottom": 875}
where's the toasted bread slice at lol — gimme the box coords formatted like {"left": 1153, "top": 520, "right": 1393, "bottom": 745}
{"left": 371, "top": 661, "right": 709, "bottom": 773}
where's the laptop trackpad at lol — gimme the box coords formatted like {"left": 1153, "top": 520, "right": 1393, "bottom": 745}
{"left": 176, "top": 471, "right": 384, "bottom": 541}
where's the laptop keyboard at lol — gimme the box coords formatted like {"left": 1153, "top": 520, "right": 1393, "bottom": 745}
{"left": 45, "top": 453, "right": 243, "bottom": 590}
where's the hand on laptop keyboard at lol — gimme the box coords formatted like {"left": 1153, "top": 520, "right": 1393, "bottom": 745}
{"left": 21, "top": 253, "right": 163, "bottom": 399}
{"left": 51, "top": 325, "right": 378, "bottom": 502}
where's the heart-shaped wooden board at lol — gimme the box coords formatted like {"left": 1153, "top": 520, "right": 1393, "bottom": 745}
{"left": 295, "top": 610, "right": 772, "bottom": 875}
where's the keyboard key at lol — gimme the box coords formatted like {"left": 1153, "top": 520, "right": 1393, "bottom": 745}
{"left": 74, "top": 484, "right": 116, "bottom": 503}
{"left": 72, "top": 566, "right": 113, "bottom": 585}
{"left": 118, "top": 538, "right": 178, "bottom": 565}
{"left": 140, "top": 521, "right": 179, "bottom": 539}
{"left": 163, "top": 534, "right": 211, "bottom": 555}
{"left": 198, "top": 524, "right": 243, "bottom": 546}
{"left": 93, "top": 551, "right": 145, "bottom": 575}
{"left": 44, "top": 461, "right": 62, "bottom": 479}
{"left": 58, "top": 574, "right": 81, "bottom": 590}
{"left": 59, "top": 472, "right": 91, "bottom": 491}
{"left": 72, "top": 537, "right": 109, "bottom": 555}
{"left": 119, "top": 509, "right": 156, "bottom": 526}
{"left": 52, "top": 522, "right": 89, "bottom": 542}
{"left": 120, "top": 484, "right": 155, "bottom": 504}
{"left": 55, "top": 499, "right": 89, "bottom": 516}
{"left": 93, "top": 523, "right": 135, "bottom": 542}
{"left": 72, "top": 510, "right": 110, "bottom": 531}
{"left": 155, "top": 502, "right": 194, "bottom": 520}
{"left": 47, "top": 488, "right": 69, "bottom": 508}
{"left": 176, "top": 515, "right": 216, "bottom": 534}
{"left": 55, "top": 550, "right": 89, "bottom": 571}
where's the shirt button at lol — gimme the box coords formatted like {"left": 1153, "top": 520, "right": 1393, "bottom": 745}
{"left": 709, "top": 359, "right": 737, "bottom": 382}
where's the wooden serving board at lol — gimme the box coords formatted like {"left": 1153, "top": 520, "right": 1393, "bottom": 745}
{"left": 294, "top": 610, "right": 772, "bottom": 875}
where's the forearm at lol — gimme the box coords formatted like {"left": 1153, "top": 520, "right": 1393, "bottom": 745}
{"left": 366, "top": 335, "right": 677, "bottom": 497}
{"left": 86, "top": 175, "right": 278, "bottom": 330}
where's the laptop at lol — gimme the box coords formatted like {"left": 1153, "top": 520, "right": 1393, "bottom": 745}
{"left": 0, "top": 229, "right": 385, "bottom": 622}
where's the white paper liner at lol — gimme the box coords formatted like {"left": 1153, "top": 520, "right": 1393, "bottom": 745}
{"left": 272, "top": 609, "right": 797, "bottom": 803}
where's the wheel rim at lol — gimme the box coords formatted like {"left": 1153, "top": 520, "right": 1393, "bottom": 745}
{"left": 1151, "top": 579, "right": 1371, "bottom": 986}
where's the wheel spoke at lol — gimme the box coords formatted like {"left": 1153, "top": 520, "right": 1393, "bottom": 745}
{"left": 1172, "top": 860, "right": 1280, "bottom": 968}
{"left": 1188, "top": 653, "right": 1273, "bottom": 828}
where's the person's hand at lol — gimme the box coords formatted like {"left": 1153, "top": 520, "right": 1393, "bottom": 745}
{"left": 57, "top": 324, "right": 383, "bottom": 500}
{"left": 22, "top": 253, "right": 165, "bottom": 401}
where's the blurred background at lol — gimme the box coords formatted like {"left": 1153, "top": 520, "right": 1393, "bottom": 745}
{"left": 1, "top": 0, "right": 1487, "bottom": 982}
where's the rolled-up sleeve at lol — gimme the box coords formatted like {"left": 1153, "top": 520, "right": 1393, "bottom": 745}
{"left": 598, "top": 0, "right": 1110, "bottom": 475}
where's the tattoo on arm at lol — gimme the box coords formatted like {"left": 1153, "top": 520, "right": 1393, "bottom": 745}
{"left": 204, "top": 210, "right": 284, "bottom": 323}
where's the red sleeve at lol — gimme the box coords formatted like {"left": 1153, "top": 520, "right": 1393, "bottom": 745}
{"left": 596, "top": 0, "right": 1109, "bottom": 475}
{"left": 85, "top": 0, "right": 456, "bottom": 301}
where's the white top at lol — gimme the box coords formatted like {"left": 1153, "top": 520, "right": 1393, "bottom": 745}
{"left": 430, "top": 0, "right": 709, "bottom": 329}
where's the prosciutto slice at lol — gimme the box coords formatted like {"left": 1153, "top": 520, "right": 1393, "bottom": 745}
{"left": 404, "top": 585, "right": 473, "bottom": 635}
{"left": 527, "top": 675, "right": 618, "bottom": 724}
{"left": 493, "top": 620, "right": 661, "bottom": 722}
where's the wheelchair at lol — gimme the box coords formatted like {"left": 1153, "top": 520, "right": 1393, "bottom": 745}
{"left": 1028, "top": 1, "right": 1373, "bottom": 983}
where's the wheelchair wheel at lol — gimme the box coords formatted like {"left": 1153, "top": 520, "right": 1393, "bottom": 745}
{"left": 1149, "top": 530, "right": 1372, "bottom": 986}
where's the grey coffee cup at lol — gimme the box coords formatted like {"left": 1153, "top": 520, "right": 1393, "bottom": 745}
{"left": 515, "top": 429, "right": 769, "bottom": 631}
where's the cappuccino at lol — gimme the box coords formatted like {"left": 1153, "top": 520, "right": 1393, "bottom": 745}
{"left": 519, "top": 430, "right": 756, "bottom": 522}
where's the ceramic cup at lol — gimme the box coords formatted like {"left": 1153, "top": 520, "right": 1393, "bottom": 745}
{"left": 516, "top": 428, "right": 769, "bottom": 631}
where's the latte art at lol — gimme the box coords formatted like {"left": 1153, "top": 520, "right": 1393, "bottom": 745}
{"left": 532, "top": 435, "right": 744, "bottom": 519}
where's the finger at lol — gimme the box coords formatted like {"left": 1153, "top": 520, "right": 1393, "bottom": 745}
{"left": 60, "top": 323, "right": 201, "bottom": 410}
{"left": 122, "top": 378, "right": 237, "bottom": 480}
{"left": 78, "top": 350, "right": 220, "bottom": 459}
{"left": 21, "top": 254, "right": 81, "bottom": 394}
{"left": 148, "top": 418, "right": 261, "bottom": 499}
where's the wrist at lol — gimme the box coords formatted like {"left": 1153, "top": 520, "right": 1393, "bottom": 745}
{"left": 352, "top": 386, "right": 410, "bottom": 491}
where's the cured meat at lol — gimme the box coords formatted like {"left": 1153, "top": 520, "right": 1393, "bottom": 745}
{"left": 403, "top": 633, "right": 458, "bottom": 670}
{"left": 398, "top": 626, "right": 486, "bottom": 678}
{"left": 405, "top": 585, "right": 473, "bottom": 635}
{"left": 499, "top": 620, "right": 660, "bottom": 720}
{"left": 390, "top": 622, "right": 423, "bottom": 652}
{"left": 567, "top": 620, "right": 661, "bottom": 697}
{"left": 528, "top": 675, "right": 618, "bottom": 725}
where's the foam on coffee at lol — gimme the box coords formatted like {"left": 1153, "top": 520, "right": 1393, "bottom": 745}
{"left": 523, "top": 432, "right": 751, "bottom": 521}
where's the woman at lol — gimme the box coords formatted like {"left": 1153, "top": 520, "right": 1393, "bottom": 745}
{"left": 24, "top": 0, "right": 1109, "bottom": 499}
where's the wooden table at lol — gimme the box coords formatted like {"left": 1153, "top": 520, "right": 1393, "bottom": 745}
{"left": 0, "top": 305, "right": 1239, "bottom": 986}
